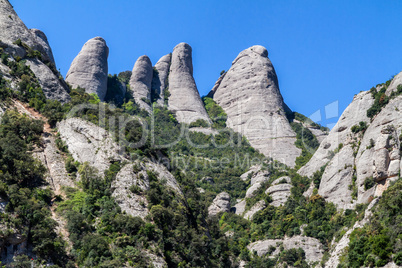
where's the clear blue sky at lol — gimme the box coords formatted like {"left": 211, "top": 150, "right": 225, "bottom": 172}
{"left": 13, "top": 0, "right": 402, "bottom": 127}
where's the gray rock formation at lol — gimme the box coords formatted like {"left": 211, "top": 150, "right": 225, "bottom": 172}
{"left": 243, "top": 200, "right": 266, "bottom": 220}
{"left": 299, "top": 91, "right": 374, "bottom": 178}
{"left": 29, "top": 28, "right": 55, "bottom": 64}
{"left": 211, "top": 45, "right": 300, "bottom": 167}
{"left": 244, "top": 168, "right": 270, "bottom": 198}
{"left": 0, "top": 0, "right": 50, "bottom": 60}
{"left": 355, "top": 95, "right": 402, "bottom": 204}
{"left": 168, "top": 43, "right": 211, "bottom": 124}
{"left": 248, "top": 236, "right": 324, "bottom": 264}
{"left": 318, "top": 145, "right": 356, "bottom": 209}
{"left": 26, "top": 58, "right": 71, "bottom": 102}
{"left": 152, "top": 54, "right": 171, "bottom": 107}
{"left": 129, "top": 55, "right": 153, "bottom": 112}
{"left": 386, "top": 70, "right": 402, "bottom": 96}
{"left": 57, "top": 118, "right": 122, "bottom": 175}
{"left": 265, "top": 178, "right": 293, "bottom": 207}
{"left": 0, "top": 1, "right": 70, "bottom": 102}
{"left": 233, "top": 199, "right": 246, "bottom": 216}
{"left": 33, "top": 133, "right": 75, "bottom": 194}
{"left": 208, "top": 192, "right": 231, "bottom": 216}
{"left": 65, "top": 37, "right": 109, "bottom": 100}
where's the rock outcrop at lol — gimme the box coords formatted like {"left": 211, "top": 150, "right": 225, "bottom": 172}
{"left": 168, "top": 43, "right": 211, "bottom": 124}
{"left": 265, "top": 176, "right": 293, "bottom": 207}
{"left": 129, "top": 55, "right": 153, "bottom": 112}
{"left": 0, "top": 0, "right": 51, "bottom": 61}
{"left": 386, "top": 70, "right": 402, "bottom": 96}
{"left": 355, "top": 95, "right": 402, "bottom": 204}
{"left": 208, "top": 192, "right": 231, "bottom": 216}
{"left": 243, "top": 200, "right": 266, "bottom": 220}
{"left": 0, "top": 0, "right": 70, "bottom": 102}
{"left": 298, "top": 91, "right": 374, "bottom": 178}
{"left": 57, "top": 118, "right": 122, "bottom": 175}
{"left": 248, "top": 236, "right": 324, "bottom": 264}
{"left": 34, "top": 133, "right": 75, "bottom": 194}
{"left": 244, "top": 168, "right": 270, "bottom": 198}
{"left": 317, "top": 145, "right": 356, "bottom": 209}
{"left": 211, "top": 45, "right": 300, "bottom": 167}
{"left": 26, "top": 58, "right": 71, "bottom": 102}
{"left": 151, "top": 54, "right": 171, "bottom": 107}
{"left": 29, "top": 28, "right": 55, "bottom": 64}
{"left": 66, "top": 37, "right": 109, "bottom": 100}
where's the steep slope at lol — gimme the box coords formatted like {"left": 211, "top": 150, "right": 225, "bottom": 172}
{"left": 300, "top": 72, "right": 402, "bottom": 210}
{"left": 65, "top": 37, "right": 109, "bottom": 100}
{"left": 129, "top": 55, "right": 153, "bottom": 112}
{"left": 168, "top": 43, "right": 211, "bottom": 124}
{"left": 211, "top": 45, "right": 300, "bottom": 167}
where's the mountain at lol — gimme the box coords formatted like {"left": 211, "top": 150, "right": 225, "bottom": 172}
{"left": 0, "top": 1, "right": 401, "bottom": 267}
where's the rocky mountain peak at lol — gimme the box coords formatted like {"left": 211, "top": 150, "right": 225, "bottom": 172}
{"left": 211, "top": 45, "right": 300, "bottom": 167}
{"left": 65, "top": 37, "right": 109, "bottom": 100}
{"left": 167, "top": 42, "right": 211, "bottom": 124}
{"left": 129, "top": 55, "right": 153, "bottom": 112}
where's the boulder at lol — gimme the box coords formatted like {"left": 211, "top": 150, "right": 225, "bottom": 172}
{"left": 208, "top": 192, "right": 230, "bottom": 216}
{"left": 129, "top": 55, "right": 153, "bottom": 112}
{"left": 168, "top": 43, "right": 211, "bottom": 124}
{"left": 211, "top": 45, "right": 300, "bottom": 167}
{"left": 151, "top": 54, "right": 171, "bottom": 106}
{"left": 66, "top": 37, "right": 109, "bottom": 100}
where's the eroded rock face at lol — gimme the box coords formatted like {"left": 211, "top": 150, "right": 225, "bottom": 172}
{"left": 386, "top": 70, "right": 402, "bottom": 96}
{"left": 57, "top": 118, "right": 122, "bottom": 175}
{"left": 168, "top": 43, "right": 211, "bottom": 124}
{"left": 244, "top": 168, "right": 270, "bottom": 198}
{"left": 243, "top": 200, "right": 266, "bottom": 220}
{"left": 318, "top": 145, "right": 356, "bottom": 209}
{"left": 248, "top": 236, "right": 324, "bottom": 263}
{"left": 0, "top": 0, "right": 50, "bottom": 60}
{"left": 130, "top": 55, "right": 153, "bottom": 112}
{"left": 299, "top": 91, "right": 374, "bottom": 177}
{"left": 29, "top": 28, "right": 55, "bottom": 64}
{"left": 152, "top": 54, "right": 171, "bottom": 107}
{"left": 211, "top": 45, "right": 300, "bottom": 167}
{"left": 355, "top": 95, "right": 402, "bottom": 204}
{"left": 0, "top": 1, "right": 70, "bottom": 102}
{"left": 66, "top": 37, "right": 109, "bottom": 100}
{"left": 265, "top": 179, "right": 293, "bottom": 207}
{"left": 33, "top": 134, "right": 75, "bottom": 194}
{"left": 208, "top": 192, "right": 231, "bottom": 216}
{"left": 26, "top": 58, "right": 71, "bottom": 103}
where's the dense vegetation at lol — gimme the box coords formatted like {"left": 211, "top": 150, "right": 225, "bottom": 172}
{"left": 0, "top": 111, "right": 72, "bottom": 267}
{"left": 338, "top": 178, "right": 402, "bottom": 267}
